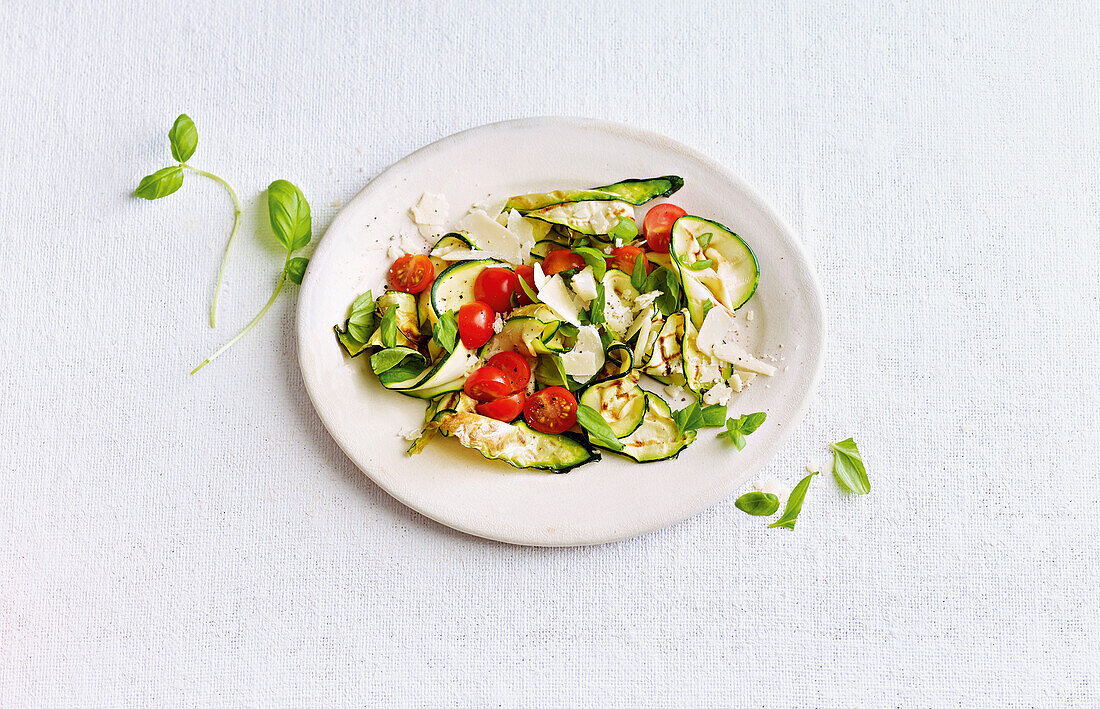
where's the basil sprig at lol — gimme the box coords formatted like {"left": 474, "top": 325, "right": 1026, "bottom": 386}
{"left": 191, "top": 180, "right": 312, "bottom": 373}
{"left": 576, "top": 404, "right": 624, "bottom": 451}
{"left": 718, "top": 411, "right": 766, "bottom": 450}
{"left": 831, "top": 437, "right": 870, "bottom": 494}
{"left": 136, "top": 114, "right": 243, "bottom": 328}
{"left": 641, "top": 266, "right": 681, "bottom": 316}
{"left": 672, "top": 402, "right": 727, "bottom": 434}
{"left": 735, "top": 492, "right": 780, "bottom": 516}
{"left": 769, "top": 472, "right": 818, "bottom": 529}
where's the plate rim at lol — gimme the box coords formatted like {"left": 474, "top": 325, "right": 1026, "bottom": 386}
{"left": 296, "top": 116, "right": 827, "bottom": 546}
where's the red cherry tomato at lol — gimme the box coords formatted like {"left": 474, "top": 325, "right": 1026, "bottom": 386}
{"left": 387, "top": 254, "right": 435, "bottom": 293}
{"left": 475, "top": 391, "right": 526, "bottom": 422}
{"left": 642, "top": 204, "right": 687, "bottom": 253}
{"left": 523, "top": 386, "right": 579, "bottom": 434}
{"left": 463, "top": 366, "right": 512, "bottom": 402}
{"left": 542, "top": 248, "right": 586, "bottom": 276}
{"left": 457, "top": 302, "right": 495, "bottom": 349}
{"left": 486, "top": 351, "right": 531, "bottom": 394}
{"left": 608, "top": 245, "right": 648, "bottom": 274}
{"left": 474, "top": 267, "right": 521, "bottom": 313}
{"left": 514, "top": 264, "right": 537, "bottom": 306}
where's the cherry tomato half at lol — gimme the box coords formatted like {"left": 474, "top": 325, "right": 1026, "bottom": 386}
{"left": 642, "top": 204, "right": 687, "bottom": 253}
{"left": 486, "top": 351, "right": 531, "bottom": 394}
{"left": 523, "top": 386, "right": 579, "bottom": 434}
{"left": 542, "top": 248, "right": 586, "bottom": 276}
{"left": 457, "top": 301, "right": 495, "bottom": 349}
{"left": 475, "top": 391, "right": 526, "bottom": 422}
{"left": 608, "top": 245, "right": 648, "bottom": 274}
{"left": 464, "top": 365, "right": 512, "bottom": 402}
{"left": 514, "top": 264, "right": 537, "bottom": 306}
{"left": 387, "top": 254, "right": 435, "bottom": 293}
{"left": 474, "top": 267, "right": 521, "bottom": 313}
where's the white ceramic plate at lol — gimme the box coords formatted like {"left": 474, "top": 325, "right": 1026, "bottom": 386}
{"left": 297, "top": 118, "right": 825, "bottom": 546}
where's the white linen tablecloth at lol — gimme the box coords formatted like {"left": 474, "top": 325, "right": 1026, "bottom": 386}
{"left": 2, "top": 0, "right": 1097, "bottom": 706}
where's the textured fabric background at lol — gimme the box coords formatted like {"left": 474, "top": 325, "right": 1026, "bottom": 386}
{"left": 2, "top": 1, "right": 1098, "bottom": 706}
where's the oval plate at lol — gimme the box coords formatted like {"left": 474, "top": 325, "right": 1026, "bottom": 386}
{"left": 297, "top": 118, "right": 825, "bottom": 546}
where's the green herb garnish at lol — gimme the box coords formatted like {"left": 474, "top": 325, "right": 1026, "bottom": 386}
{"left": 516, "top": 272, "right": 540, "bottom": 303}
{"left": 191, "top": 179, "right": 311, "bottom": 374}
{"left": 718, "top": 411, "right": 767, "bottom": 450}
{"left": 630, "top": 253, "right": 648, "bottom": 291}
{"left": 698, "top": 232, "right": 713, "bottom": 250}
{"left": 573, "top": 246, "right": 608, "bottom": 281}
{"left": 136, "top": 114, "right": 243, "bottom": 328}
{"left": 588, "top": 282, "right": 606, "bottom": 324}
{"left": 672, "top": 402, "right": 727, "bottom": 434}
{"left": 432, "top": 310, "right": 459, "bottom": 354}
{"left": 688, "top": 258, "right": 714, "bottom": 271}
{"left": 608, "top": 217, "right": 638, "bottom": 243}
{"left": 576, "top": 404, "right": 624, "bottom": 451}
{"left": 769, "top": 472, "right": 818, "bottom": 529}
{"left": 831, "top": 437, "right": 870, "bottom": 494}
{"left": 379, "top": 305, "right": 399, "bottom": 348}
{"left": 735, "top": 492, "right": 780, "bottom": 516}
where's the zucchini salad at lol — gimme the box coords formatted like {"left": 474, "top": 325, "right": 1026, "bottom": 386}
{"left": 334, "top": 176, "right": 778, "bottom": 472}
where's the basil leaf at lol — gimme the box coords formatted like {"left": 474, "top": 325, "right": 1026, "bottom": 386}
{"left": 700, "top": 404, "right": 727, "bottom": 427}
{"left": 698, "top": 232, "right": 713, "bottom": 250}
{"left": 631, "top": 254, "right": 648, "bottom": 291}
{"left": 701, "top": 300, "right": 714, "bottom": 318}
{"left": 769, "top": 472, "right": 818, "bottom": 529}
{"left": 831, "top": 437, "right": 870, "bottom": 494}
{"left": 345, "top": 290, "right": 376, "bottom": 342}
{"left": 672, "top": 402, "right": 702, "bottom": 433}
{"left": 335, "top": 327, "right": 369, "bottom": 357}
{"left": 379, "top": 305, "right": 398, "bottom": 348}
{"left": 267, "top": 179, "right": 312, "bottom": 252}
{"left": 741, "top": 412, "right": 767, "bottom": 434}
{"left": 285, "top": 257, "right": 309, "bottom": 285}
{"left": 576, "top": 404, "right": 624, "bottom": 451}
{"left": 688, "top": 258, "right": 714, "bottom": 271}
{"left": 735, "top": 492, "right": 780, "bottom": 516}
{"left": 375, "top": 349, "right": 429, "bottom": 384}
{"left": 588, "top": 282, "right": 606, "bottom": 324}
{"left": 574, "top": 246, "right": 608, "bottom": 281}
{"left": 556, "top": 322, "right": 579, "bottom": 340}
{"left": 433, "top": 310, "right": 459, "bottom": 354}
{"left": 370, "top": 347, "right": 415, "bottom": 374}
{"left": 517, "top": 272, "right": 540, "bottom": 303}
{"left": 134, "top": 165, "right": 184, "bottom": 200}
{"left": 168, "top": 114, "right": 197, "bottom": 163}
{"left": 608, "top": 217, "right": 638, "bottom": 243}
{"left": 573, "top": 237, "right": 591, "bottom": 249}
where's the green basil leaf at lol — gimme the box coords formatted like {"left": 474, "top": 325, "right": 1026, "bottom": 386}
{"left": 735, "top": 491, "right": 780, "bottom": 516}
{"left": 700, "top": 404, "right": 727, "bottom": 427}
{"left": 576, "top": 404, "right": 624, "bottom": 451}
{"left": 769, "top": 472, "right": 818, "bottom": 529}
{"left": 345, "top": 290, "right": 376, "bottom": 342}
{"left": 608, "top": 217, "right": 638, "bottom": 243}
{"left": 573, "top": 237, "right": 591, "bottom": 249}
{"left": 688, "top": 258, "right": 715, "bottom": 271}
{"left": 379, "top": 305, "right": 398, "bottom": 348}
{"left": 517, "top": 271, "right": 540, "bottom": 303}
{"left": 168, "top": 114, "right": 197, "bottom": 163}
{"left": 267, "top": 179, "right": 312, "bottom": 252}
{"left": 698, "top": 232, "right": 713, "bottom": 251}
{"left": 831, "top": 437, "right": 870, "bottom": 494}
{"left": 701, "top": 300, "right": 714, "bottom": 318}
{"left": 588, "top": 282, "right": 606, "bottom": 324}
{"left": 134, "top": 165, "right": 184, "bottom": 200}
{"left": 631, "top": 254, "right": 648, "bottom": 291}
{"left": 433, "top": 310, "right": 459, "bottom": 354}
{"left": 556, "top": 322, "right": 579, "bottom": 340}
{"left": 574, "top": 246, "right": 608, "bottom": 281}
{"left": 285, "top": 257, "right": 309, "bottom": 285}
{"left": 731, "top": 430, "right": 747, "bottom": 450}
{"left": 740, "top": 412, "right": 767, "bottom": 435}
{"left": 370, "top": 347, "right": 415, "bottom": 374}
{"left": 376, "top": 349, "right": 430, "bottom": 384}
{"left": 335, "top": 327, "right": 369, "bottom": 357}
{"left": 672, "top": 402, "right": 702, "bottom": 433}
